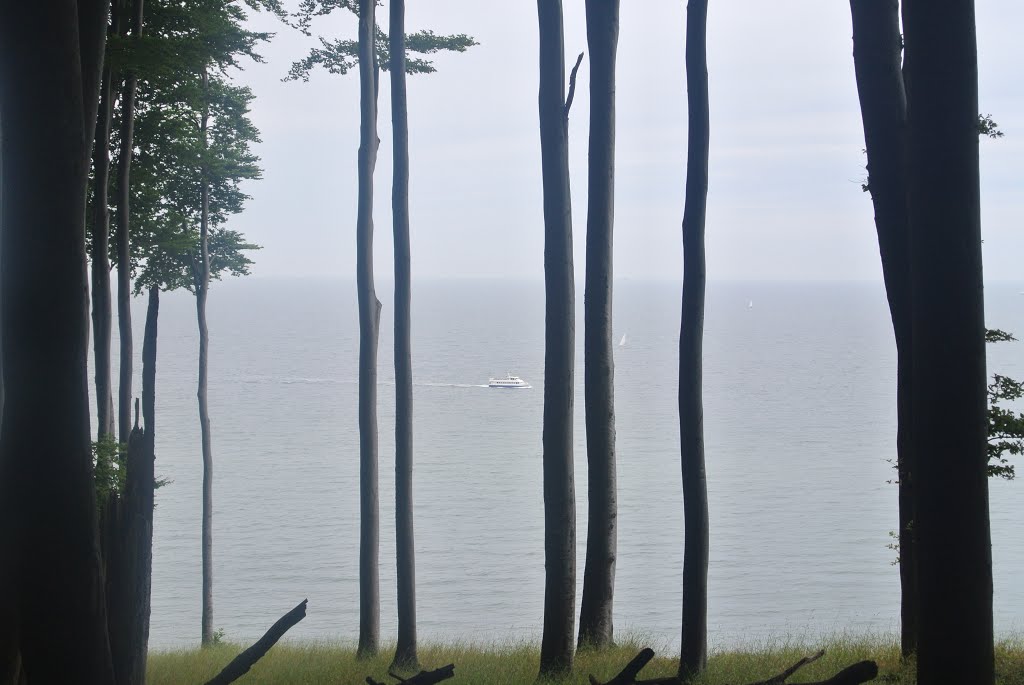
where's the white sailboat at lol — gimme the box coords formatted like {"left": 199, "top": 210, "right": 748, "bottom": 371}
{"left": 619, "top": 333, "right": 627, "bottom": 347}
{"left": 747, "top": 299, "right": 754, "bottom": 310}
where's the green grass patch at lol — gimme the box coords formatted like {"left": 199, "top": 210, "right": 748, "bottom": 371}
{"left": 147, "top": 636, "right": 1024, "bottom": 684}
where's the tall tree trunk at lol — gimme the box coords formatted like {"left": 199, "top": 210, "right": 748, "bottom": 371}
{"left": 0, "top": 2, "right": 114, "bottom": 681}
{"left": 678, "top": 0, "right": 710, "bottom": 679}
{"left": 108, "top": 288, "right": 157, "bottom": 685}
{"left": 127, "top": 287, "right": 158, "bottom": 685}
{"left": 537, "top": 0, "right": 576, "bottom": 677}
{"left": 91, "top": 8, "right": 119, "bottom": 441}
{"left": 389, "top": 0, "right": 418, "bottom": 672}
{"left": 356, "top": 0, "right": 381, "bottom": 660}
{"left": 197, "top": 66, "right": 216, "bottom": 648}
{"left": 901, "top": 2, "right": 993, "bottom": 684}
{"left": 578, "top": 0, "right": 619, "bottom": 652}
{"left": 848, "top": 0, "right": 915, "bottom": 659}
{"left": 116, "top": 0, "right": 144, "bottom": 445}
{"left": 79, "top": 0, "right": 110, "bottom": 155}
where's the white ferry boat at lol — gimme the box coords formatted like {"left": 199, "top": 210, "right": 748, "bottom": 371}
{"left": 488, "top": 373, "right": 531, "bottom": 389}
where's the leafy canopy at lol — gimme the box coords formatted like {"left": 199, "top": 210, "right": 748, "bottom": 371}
{"left": 286, "top": 1, "right": 476, "bottom": 82}
{"left": 96, "top": 0, "right": 269, "bottom": 294}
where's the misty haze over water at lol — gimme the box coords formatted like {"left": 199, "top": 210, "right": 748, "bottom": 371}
{"left": 110, "top": 278, "right": 1024, "bottom": 649}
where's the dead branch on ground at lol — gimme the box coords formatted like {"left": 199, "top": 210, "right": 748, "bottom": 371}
{"left": 202, "top": 599, "right": 308, "bottom": 685}
{"left": 589, "top": 648, "right": 878, "bottom": 685}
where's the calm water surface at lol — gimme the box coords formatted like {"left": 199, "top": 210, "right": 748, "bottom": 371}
{"left": 112, "top": 279, "right": 1024, "bottom": 649}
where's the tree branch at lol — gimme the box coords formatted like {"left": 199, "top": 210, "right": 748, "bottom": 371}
{"left": 589, "top": 649, "right": 878, "bottom": 685}
{"left": 202, "top": 599, "right": 308, "bottom": 685}
{"left": 365, "top": 663, "right": 455, "bottom": 685}
{"left": 563, "top": 51, "right": 584, "bottom": 118}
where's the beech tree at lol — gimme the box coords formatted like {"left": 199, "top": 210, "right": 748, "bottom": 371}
{"left": 849, "top": 0, "right": 914, "bottom": 658}
{"left": 354, "top": 0, "right": 382, "bottom": 658}
{"left": 389, "top": 0, "right": 416, "bottom": 670}
{"left": 678, "top": 0, "right": 711, "bottom": 679}
{"left": 0, "top": 1, "right": 115, "bottom": 681}
{"left": 136, "top": 73, "right": 261, "bottom": 648}
{"left": 902, "top": 1, "right": 993, "bottom": 683}
{"left": 852, "top": 3, "right": 1003, "bottom": 668}
{"left": 579, "top": 0, "right": 619, "bottom": 652}
{"left": 536, "top": 0, "right": 581, "bottom": 676}
{"left": 91, "top": 5, "right": 121, "bottom": 441}
{"left": 115, "top": 0, "right": 146, "bottom": 445}
{"left": 102, "top": 0, "right": 268, "bottom": 648}
{"left": 289, "top": 2, "right": 474, "bottom": 661}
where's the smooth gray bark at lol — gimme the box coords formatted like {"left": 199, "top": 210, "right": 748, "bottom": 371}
{"left": 678, "top": 0, "right": 710, "bottom": 678}
{"left": 79, "top": 0, "right": 109, "bottom": 153}
{"left": 901, "top": 2, "right": 993, "bottom": 683}
{"left": 0, "top": 2, "right": 114, "bottom": 680}
{"left": 356, "top": 0, "right": 381, "bottom": 660}
{"left": 848, "top": 0, "right": 915, "bottom": 658}
{"left": 90, "top": 8, "right": 118, "bottom": 441}
{"left": 389, "top": 0, "right": 418, "bottom": 671}
{"left": 537, "top": 0, "right": 577, "bottom": 677}
{"left": 579, "top": 0, "right": 619, "bottom": 651}
{"left": 198, "top": 66, "right": 216, "bottom": 647}
{"left": 115, "top": 0, "right": 143, "bottom": 446}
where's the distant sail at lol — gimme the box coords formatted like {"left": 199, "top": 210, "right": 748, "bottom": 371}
{"left": 619, "top": 333, "right": 627, "bottom": 347}
{"left": 747, "top": 299, "right": 754, "bottom": 309}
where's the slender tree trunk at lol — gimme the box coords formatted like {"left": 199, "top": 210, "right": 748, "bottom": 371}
{"left": 356, "top": 0, "right": 381, "bottom": 660}
{"left": 677, "top": 0, "right": 710, "bottom": 679}
{"left": 848, "top": 0, "right": 915, "bottom": 658}
{"left": 108, "top": 289, "right": 157, "bottom": 685}
{"left": 901, "top": 2, "right": 993, "bottom": 684}
{"left": 578, "top": 0, "right": 619, "bottom": 652}
{"left": 91, "top": 8, "right": 119, "bottom": 441}
{"left": 537, "top": 0, "right": 576, "bottom": 677}
{"left": 198, "top": 66, "right": 216, "bottom": 648}
{"left": 79, "top": 0, "right": 110, "bottom": 154}
{"left": 389, "top": 0, "right": 418, "bottom": 671}
{"left": 116, "top": 0, "right": 144, "bottom": 445}
{"left": 0, "top": 2, "right": 114, "bottom": 681}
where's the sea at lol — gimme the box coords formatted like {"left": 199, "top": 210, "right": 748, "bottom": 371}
{"left": 112, "top": 278, "right": 1024, "bottom": 651}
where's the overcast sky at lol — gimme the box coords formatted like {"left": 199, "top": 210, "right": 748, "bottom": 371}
{"left": 227, "top": 2, "right": 1024, "bottom": 282}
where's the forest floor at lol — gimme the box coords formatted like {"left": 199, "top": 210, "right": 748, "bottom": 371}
{"left": 147, "top": 636, "right": 1024, "bottom": 684}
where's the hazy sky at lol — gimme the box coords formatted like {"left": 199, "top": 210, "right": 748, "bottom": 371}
{"left": 228, "top": 2, "right": 1024, "bottom": 282}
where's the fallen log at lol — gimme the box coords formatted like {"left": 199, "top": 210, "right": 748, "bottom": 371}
{"left": 589, "top": 648, "right": 878, "bottom": 685}
{"left": 365, "top": 663, "right": 455, "bottom": 685}
{"left": 202, "top": 599, "right": 308, "bottom": 685}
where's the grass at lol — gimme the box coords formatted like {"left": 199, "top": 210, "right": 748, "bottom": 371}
{"left": 147, "top": 636, "right": 1024, "bottom": 684}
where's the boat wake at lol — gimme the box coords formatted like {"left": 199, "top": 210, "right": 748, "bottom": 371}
{"left": 242, "top": 376, "right": 489, "bottom": 389}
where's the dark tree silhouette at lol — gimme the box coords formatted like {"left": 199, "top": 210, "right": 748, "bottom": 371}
{"left": 678, "top": 0, "right": 710, "bottom": 678}
{"left": 849, "top": 0, "right": 915, "bottom": 658}
{"left": 389, "top": 0, "right": 418, "bottom": 672}
{"left": 0, "top": 1, "right": 115, "bottom": 681}
{"left": 356, "top": 0, "right": 383, "bottom": 659}
{"left": 902, "top": 1, "right": 993, "bottom": 683}
{"left": 579, "top": 0, "right": 620, "bottom": 651}
{"left": 537, "top": 0, "right": 579, "bottom": 677}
